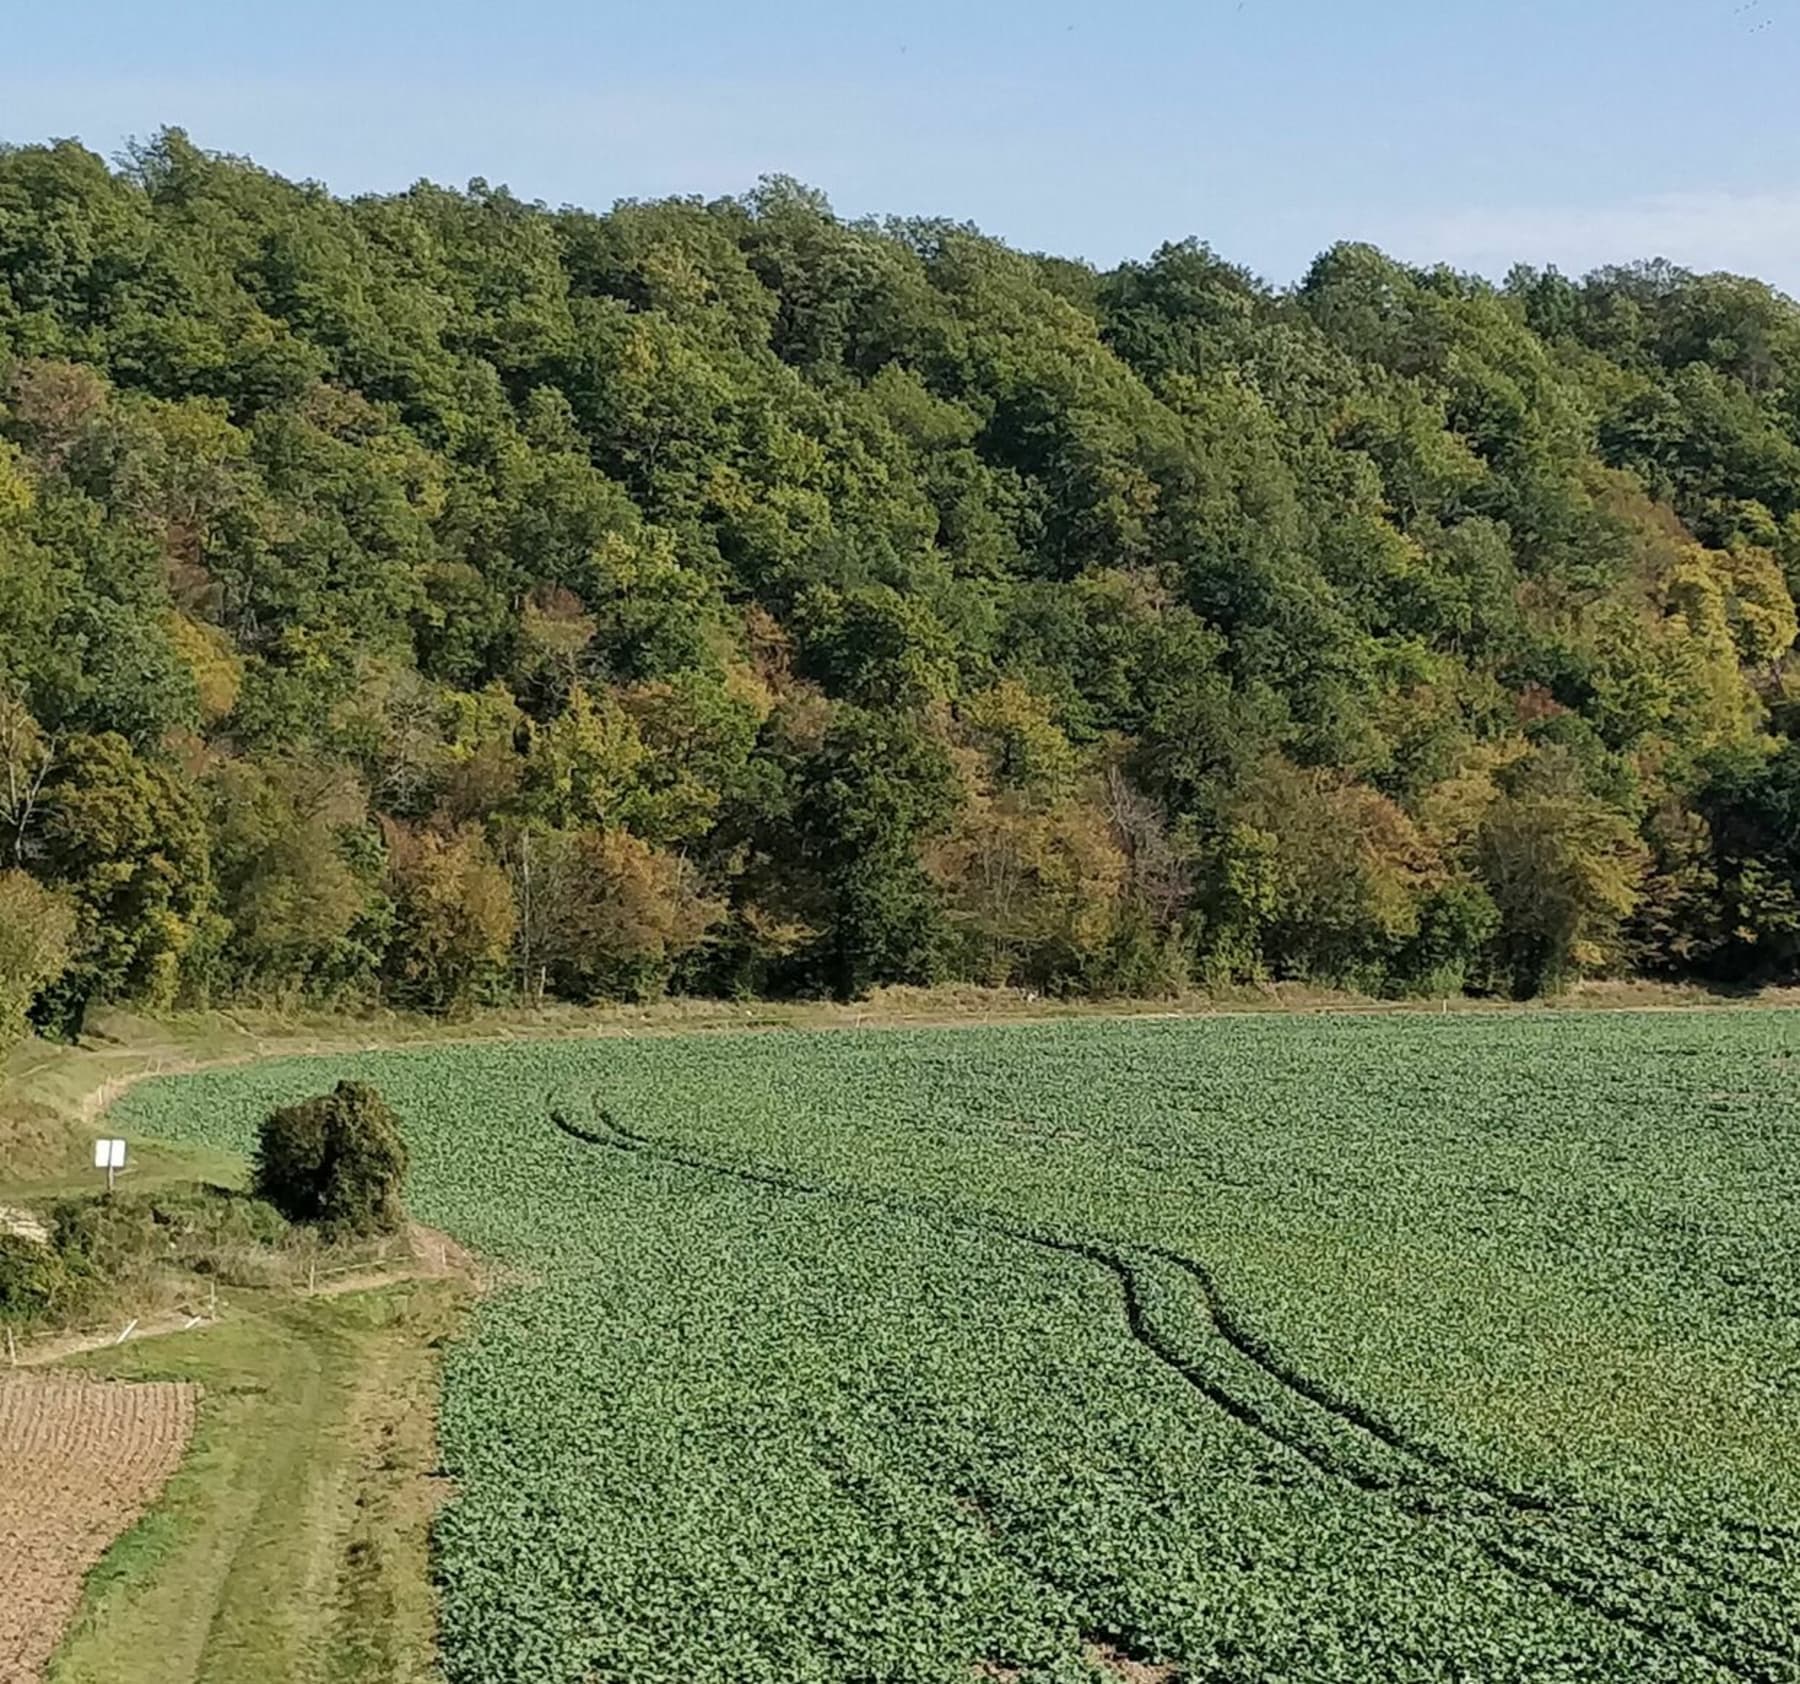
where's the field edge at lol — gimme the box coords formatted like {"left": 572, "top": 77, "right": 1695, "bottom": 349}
{"left": 44, "top": 1280, "right": 470, "bottom": 1684}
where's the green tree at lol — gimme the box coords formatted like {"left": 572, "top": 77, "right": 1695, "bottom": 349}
{"left": 789, "top": 708, "right": 957, "bottom": 999}
{"left": 522, "top": 685, "right": 650, "bottom": 832}
{"left": 37, "top": 731, "right": 215, "bottom": 1021}
{"left": 0, "top": 870, "right": 76, "bottom": 1044}
{"left": 253, "top": 1080, "right": 409, "bottom": 1238}
{"left": 1697, "top": 740, "right": 1800, "bottom": 980}
{"left": 0, "top": 131, "right": 1797, "bottom": 1007}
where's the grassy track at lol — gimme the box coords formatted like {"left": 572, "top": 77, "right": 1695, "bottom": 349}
{"left": 46, "top": 1282, "right": 463, "bottom": 1684}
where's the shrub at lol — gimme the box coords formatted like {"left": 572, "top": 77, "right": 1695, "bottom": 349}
{"left": 252, "top": 1081, "right": 410, "bottom": 1238}
{"left": 51, "top": 1186, "right": 289, "bottom": 1279}
{"left": 1393, "top": 881, "right": 1502, "bottom": 998}
{"left": 0, "top": 1231, "right": 77, "bottom": 1324}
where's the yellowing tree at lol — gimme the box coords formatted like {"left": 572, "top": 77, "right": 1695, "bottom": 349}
{"left": 533, "top": 828, "right": 721, "bottom": 1001}
{"left": 524, "top": 686, "right": 649, "bottom": 831}
{"left": 1476, "top": 752, "right": 1649, "bottom": 992}
{"left": 0, "top": 870, "right": 75, "bottom": 1044}
{"left": 382, "top": 821, "right": 515, "bottom": 1011}
{"left": 1224, "top": 759, "right": 1439, "bottom": 985}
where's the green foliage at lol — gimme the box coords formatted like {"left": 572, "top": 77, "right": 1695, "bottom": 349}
{"left": 50, "top": 1183, "right": 289, "bottom": 1275}
{"left": 787, "top": 707, "right": 958, "bottom": 998}
{"left": 1697, "top": 737, "right": 1800, "bottom": 977}
{"left": 0, "top": 1230, "right": 77, "bottom": 1323}
{"left": 118, "top": 1013, "right": 1800, "bottom": 1682}
{"left": 0, "top": 1184, "right": 303, "bottom": 1329}
{"left": 1395, "top": 878, "right": 1502, "bottom": 996}
{"left": 0, "top": 867, "right": 75, "bottom": 1042}
{"left": 35, "top": 730, "right": 216, "bottom": 1021}
{"left": 0, "top": 131, "right": 1797, "bottom": 1011}
{"left": 252, "top": 1079, "right": 409, "bottom": 1238}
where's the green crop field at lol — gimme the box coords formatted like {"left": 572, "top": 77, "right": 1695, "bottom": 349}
{"left": 113, "top": 1012, "right": 1800, "bottom": 1683}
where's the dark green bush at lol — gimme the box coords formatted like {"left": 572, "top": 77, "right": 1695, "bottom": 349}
{"left": 253, "top": 1081, "right": 410, "bottom": 1238}
{"left": 0, "top": 1231, "right": 78, "bottom": 1323}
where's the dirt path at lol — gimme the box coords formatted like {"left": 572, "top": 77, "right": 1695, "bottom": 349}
{"left": 11, "top": 1315, "right": 212, "bottom": 1371}
{"left": 0, "top": 1376, "right": 198, "bottom": 1684}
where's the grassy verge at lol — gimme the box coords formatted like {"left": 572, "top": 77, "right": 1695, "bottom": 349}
{"left": 3, "top": 1178, "right": 432, "bottom": 1357}
{"left": 3, "top": 1015, "right": 471, "bottom": 1683}
{"left": 46, "top": 1280, "right": 467, "bottom": 1684}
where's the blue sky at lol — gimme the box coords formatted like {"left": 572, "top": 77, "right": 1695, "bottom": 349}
{"left": 7, "top": 0, "right": 1800, "bottom": 288}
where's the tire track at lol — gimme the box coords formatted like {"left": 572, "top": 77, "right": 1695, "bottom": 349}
{"left": 547, "top": 1099, "right": 1793, "bottom": 1683}
{"left": 1142, "top": 1247, "right": 1797, "bottom": 1592}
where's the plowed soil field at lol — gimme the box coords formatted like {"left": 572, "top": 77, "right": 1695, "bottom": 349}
{"left": 0, "top": 1375, "right": 197, "bottom": 1683}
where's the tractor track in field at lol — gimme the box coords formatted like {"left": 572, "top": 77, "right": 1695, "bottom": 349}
{"left": 1142, "top": 1245, "right": 1797, "bottom": 1583}
{"left": 547, "top": 1099, "right": 1796, "bottom": 1683}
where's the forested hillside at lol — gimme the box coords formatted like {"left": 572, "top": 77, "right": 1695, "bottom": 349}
{"left": 1, "top": 130, "right": 1797, "bottom": 1028}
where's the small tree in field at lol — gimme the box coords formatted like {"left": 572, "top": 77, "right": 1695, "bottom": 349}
{"left": 253, "top": 1081, "right": 409, "bottom": 1239}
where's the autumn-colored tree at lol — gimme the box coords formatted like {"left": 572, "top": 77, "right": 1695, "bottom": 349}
{"left": 0, "top": 133, "right": 1797, "bottom": 1009}
{"left": 957, "top": 680, "right": 1078, "bottom": 804}
{"left": 381, "top": 821, "right": 515, "bottom": 1012}
{"left": 929, "top": 689, "right": 1125, "bottom": 988}
{"left": 928, "top": 784, "right": 1126, "bottom": 990}
{"left": 532, "top": 828, "right": 721, "bottom": 1001}
{"left": 1195, "top": 760, "right": 1439, "bottom": 988}
{"left": 614, "top": 672, "right": 762, "bottom": 845}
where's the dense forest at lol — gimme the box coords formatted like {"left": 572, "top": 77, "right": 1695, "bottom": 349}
{"left": 1, "top": 130, "right": 1797, "bottom": 1031}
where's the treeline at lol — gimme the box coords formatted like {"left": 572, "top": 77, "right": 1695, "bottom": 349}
{"left": 1, "top": 130, "right": 1797, "bottom": 1031}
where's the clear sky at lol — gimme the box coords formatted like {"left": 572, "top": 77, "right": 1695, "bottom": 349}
{"left": 7, "top": 0, "right": 1799, "bottom": 289}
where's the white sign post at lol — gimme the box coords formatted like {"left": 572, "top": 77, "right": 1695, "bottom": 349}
{"left": 93, "top": 1137, "right": 126, "bottom": 1192}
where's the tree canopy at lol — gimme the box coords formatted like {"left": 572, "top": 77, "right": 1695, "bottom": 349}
{"left": 2, "top": 131, "right": 1797, "bottom": 1013}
